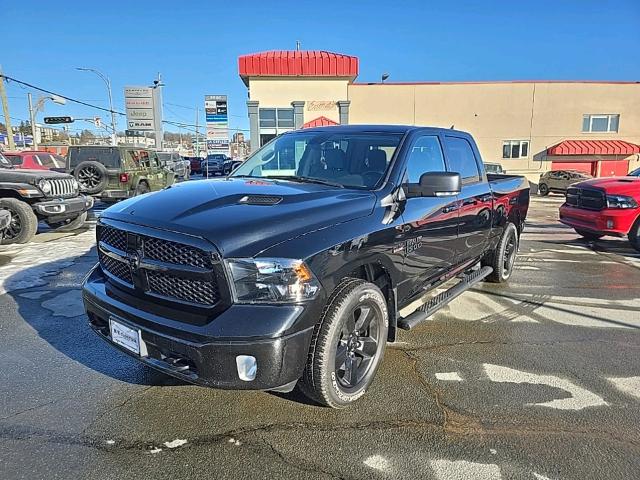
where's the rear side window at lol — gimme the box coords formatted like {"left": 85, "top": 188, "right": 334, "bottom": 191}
{"left": 405, "top": 135, "right": 446, "bottom": 183}
{"left": 5, "top": 154, "right": 22, "bottom": 166}
{"left": 444, "top": 136, "right": 480, "bottom": 182}
{"left": 36, "top": 154, "right": 64, "bottom": 168}
{"left": 68, "top": 147, "right": 121, "bottom": 168}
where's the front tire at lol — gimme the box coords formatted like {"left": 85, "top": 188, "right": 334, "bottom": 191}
{"left": 628, "top": 217, "right": 640, "bottom": 252}
{"left": 538, "top": 183, "right": 549, "bottom": 196}
{"left": 299, "top": 278, "right": 388, "bottom": 408}
{"left": 0, "top": 198, "right": 38, "bottom": 245}
{"left": 485, "top": 223, "right": 519, "bottom": 283}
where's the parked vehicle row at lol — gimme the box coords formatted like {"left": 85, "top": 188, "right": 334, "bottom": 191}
{"left": 0, "top": 152, "right": 93, "bottom": 244}
{"left": 83, "top": 125, "right": 530, "bottom": 408}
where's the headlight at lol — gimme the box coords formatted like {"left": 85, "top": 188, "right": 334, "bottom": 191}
{"left": 38, "top": 179, "right": 52, "bottom": 194}
{"left": 225, "top": 258, "right": 320, "bottom": 303}
{"left": 606, "top": 195, "right": 638, "bottom": 209}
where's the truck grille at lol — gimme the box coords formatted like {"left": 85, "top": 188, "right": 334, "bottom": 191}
{"left": 97, "top": 224, "right": 221, "bottom": 307}
{"left": 566, "top": 187, "right": 606, "bottom": 211}
{"left": 48, "top": 178, "right": 77, "bottom": 198}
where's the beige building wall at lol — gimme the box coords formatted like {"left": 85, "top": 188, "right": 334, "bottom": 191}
{"left": 249, "top": 77, "right": 349, "bottom": 124}
{"left": 348, "top": 82, "right": 640, "bottom": 181}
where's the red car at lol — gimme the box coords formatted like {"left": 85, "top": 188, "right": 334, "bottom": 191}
{"left": 3, "top": 150, "right": 66, "bottom": 170}
{"left": 559, "top": 176, "right": 640, "bottom": 251}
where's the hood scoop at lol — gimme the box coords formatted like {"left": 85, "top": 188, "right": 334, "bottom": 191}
{"left": 238, "top": 195, "right": 283, "bottom": 206}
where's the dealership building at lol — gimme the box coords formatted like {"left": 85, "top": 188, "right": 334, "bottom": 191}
{"left": 238, "top": 50, "right": 640, "bottom": 182}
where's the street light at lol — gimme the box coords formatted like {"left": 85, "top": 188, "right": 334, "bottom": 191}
{"left": 76, "top": 67, "right": 117, "bottom": 145}
{"left": 28, "top": 93, "right": 66, "bottom": 150}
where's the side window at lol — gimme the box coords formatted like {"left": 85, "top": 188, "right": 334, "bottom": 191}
{"left": 36, "top": 154, "right": 56, "bottom": 168}
{"left": 405, "top": 135, "right": 446, "bottom": 183}
{"left": 444, "top": 136, "right": 480, "bottom": 182}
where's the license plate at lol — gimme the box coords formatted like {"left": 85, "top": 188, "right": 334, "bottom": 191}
{"left": 109, "top": 317, "right": 142, "bottom": 356}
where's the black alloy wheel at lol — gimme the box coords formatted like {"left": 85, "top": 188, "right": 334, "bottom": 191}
{"left": 77, "top": 165, "right": 101, "bottom": 190}
{"left": 334, "top": 303, "right": 382, "bottom": 390}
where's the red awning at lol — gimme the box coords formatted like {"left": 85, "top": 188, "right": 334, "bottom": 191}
{"left": 238, "top": 51, "right": 359, "bottom": 84}
{"left": 547, "top": 140, "right": 640, "bottom": 156}
{"left": 302, "top": 116, "right": 339, "bottom": 129}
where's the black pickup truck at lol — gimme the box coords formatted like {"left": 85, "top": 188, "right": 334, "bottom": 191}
{"left": 83, "top": 125, "right": 529, "bottom": 408}
{"left": 0, "top": 152, "right": 94, "bottom": 244}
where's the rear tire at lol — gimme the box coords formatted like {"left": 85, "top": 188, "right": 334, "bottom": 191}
{"left": 135, "top": 182, "right": 150, "bottom": 196}
{"left": 0, "top": 198, "right": 38, "bottom": 245}
{"left": 538, "top": 183, "right": 549, "bottom": 196}
{"left": 628, "top": 217, "right": 640, "bottom": 252}
{"left": 299, "top": 278, "right": 388, "bottom": 408}
{"left": 485, "top": 223, "right": 519, "bottom": 283}
{"left": 575, "top": 229, "right": 604, "bottom": 241}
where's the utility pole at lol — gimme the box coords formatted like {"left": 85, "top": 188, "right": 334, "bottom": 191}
{"left": 27, "top": 93, "right": 39, "bottom": 150}
{"left": 0, "top": 67, "right": 16, "bottom": 150}
{"left": 195, "top": 107, "right": 199, "bottom": 157}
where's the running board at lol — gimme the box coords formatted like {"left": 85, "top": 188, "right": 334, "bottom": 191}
{"left": 397, "top": 266, "right": 493, "bottom": 331}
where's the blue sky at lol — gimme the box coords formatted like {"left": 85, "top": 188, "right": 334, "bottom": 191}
{"left": 3, "top": 0, "right": 639, "bottom": 138}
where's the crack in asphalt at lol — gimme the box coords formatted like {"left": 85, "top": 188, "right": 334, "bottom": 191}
{"left": 256, "top": 434, "right": 350, "bottom": 480}
{"left": 81, "top": 386, "right": 155, "bottom": 435}
{"left": 0, "top": 398, "right": 70, "bottom": 421}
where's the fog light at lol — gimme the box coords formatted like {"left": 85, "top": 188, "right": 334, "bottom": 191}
{"left": 607, "top": 220, "right": 614, "bottom": 229}
{"left": 236, "top": 355, "right": 257, "bottom": 381}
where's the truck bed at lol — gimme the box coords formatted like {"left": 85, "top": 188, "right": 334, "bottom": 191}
{"left": 487, "top": 173, "right": 530, "bottom": 196}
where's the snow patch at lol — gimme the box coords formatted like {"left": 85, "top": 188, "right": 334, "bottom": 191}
{"left": 363, "top": 454, "right": 391, "bottom": 472}
{"left": 533, "top": 473, "right": 554, "bottom": 480}
{"left": 607, "top": 376, "right": 640, "bottom": 400}
{"left": 435, "top": 372, "right": 463, "bottom": 381}
{"left": 106, "top": 440, "right": 115, "bottom": 445}
{"left": 484, "top": 364, "right": 607, "bottom": 410}
{"left": 148, "top": 447, "right": 162, "bottom": 454}
{"left": 430, "top": 459, "right": 501, "bottom": 479}
{"left": 163, "top": 439, "right": 187, "bottom": 449}
{"left": 489, "top": 449, "right": 497, "bottom": 455}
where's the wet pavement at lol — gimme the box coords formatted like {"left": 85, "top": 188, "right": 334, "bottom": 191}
{"left": 1, "top": 195, "right": 639, "bottom": 479}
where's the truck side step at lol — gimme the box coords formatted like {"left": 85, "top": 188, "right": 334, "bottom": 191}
{"left": 397, "top": 266, "right": 493, "bottom": 331}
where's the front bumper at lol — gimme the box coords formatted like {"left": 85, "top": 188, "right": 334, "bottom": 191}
{"left": 82, "top": 266, "right": 315, "bottom": 390}
{"left": 33, "top": 195, "right": 94, "bottom": 221}
{"left": 97, "top": 189, "right": 132, "bottom": 200}
{"left": 559, "top": 204, "right": 638, "bottom": 236}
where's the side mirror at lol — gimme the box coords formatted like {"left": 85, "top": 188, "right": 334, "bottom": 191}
{"left": 406, "top": 172, "right": 461, "bottom": 198}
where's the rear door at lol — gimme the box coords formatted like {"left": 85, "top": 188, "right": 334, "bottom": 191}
{"left": 443, "top": 134, "right": 492, "bottom": 263}
{"left": 397, "top": 134, "right": 460, "bottom": 304}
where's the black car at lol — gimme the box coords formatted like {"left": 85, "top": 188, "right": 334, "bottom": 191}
{"left": 201, "top": 154, "right": 228, "bottom": 176}
{"left": 0, "top": 152, "right": 94, "bottom": 244}
{"left": 83, "top": 125, "right": 530, "bottom": 408}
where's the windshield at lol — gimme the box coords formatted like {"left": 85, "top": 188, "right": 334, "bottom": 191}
{"left": 206, "top": 154, "right": 226, "bottom": 162}
{"left": 68, "top": 147, "right": 121, "bottom": 169}
{"left": 231, "top": 131, "right": 403, "bottom": 189}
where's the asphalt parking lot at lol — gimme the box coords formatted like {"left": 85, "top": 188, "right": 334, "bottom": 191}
{"left": 1, "top": 194, "right": 639, "bottom": 480}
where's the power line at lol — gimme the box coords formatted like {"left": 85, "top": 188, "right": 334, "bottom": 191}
{"left": 1, "top": 73, "right": 250, "bottom": 133}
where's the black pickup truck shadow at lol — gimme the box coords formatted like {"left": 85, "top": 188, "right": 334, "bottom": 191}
{"left": 5, "top": 245, "right": 176, "bottom": 387}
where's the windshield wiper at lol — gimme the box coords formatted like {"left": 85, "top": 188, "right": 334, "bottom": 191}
{"left": 265, "top": 175, "right": 344, "bottom": 188}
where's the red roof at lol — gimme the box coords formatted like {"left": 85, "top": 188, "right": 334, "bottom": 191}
{"left": 302, "top": 116, "right": 339, "bottom": 128}
{"left": 547, "top": 140, "right": 640, "bottom": 156}
{"left": 239, "top": 51, "right": 359, "bottom": 83}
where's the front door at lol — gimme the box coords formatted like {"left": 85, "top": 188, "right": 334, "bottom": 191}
{"left": 443, "top": 135, "right": 492, "bottom": 263}
{"left": 397, "top": 134, "right": 460, "bottom": 305}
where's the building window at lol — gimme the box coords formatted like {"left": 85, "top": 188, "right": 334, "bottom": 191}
{"left": 502, "top": 140, "right": 529, "bottom": 159}
{"left": 259, "top": 109, "right": 276, "bottom": 128}
{"left": 582, "top": 114, "right": 619, "bottom": 133}
{"left": 259, "top": 108, "right": 294, "bottom": 129}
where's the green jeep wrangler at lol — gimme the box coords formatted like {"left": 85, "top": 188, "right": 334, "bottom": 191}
{"left": 67, "top": 146, "right": 175, "bottom": 201}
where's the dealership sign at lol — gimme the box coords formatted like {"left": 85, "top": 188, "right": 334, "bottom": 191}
{"left": 205, "top": 95, "right": 229, "bottom": 154}
{"left": 124, "top": 86, "right": 158, "bottom": 132}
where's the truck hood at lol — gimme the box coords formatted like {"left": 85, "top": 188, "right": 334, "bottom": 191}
{"left": 0, "top": 168, "right": 73, "bottom": 184}
{"left": 102, "top": 177, "right": 377, "bottom": 257}
{"left": 574, "top": 176, "right": 640, "bottom": 196}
